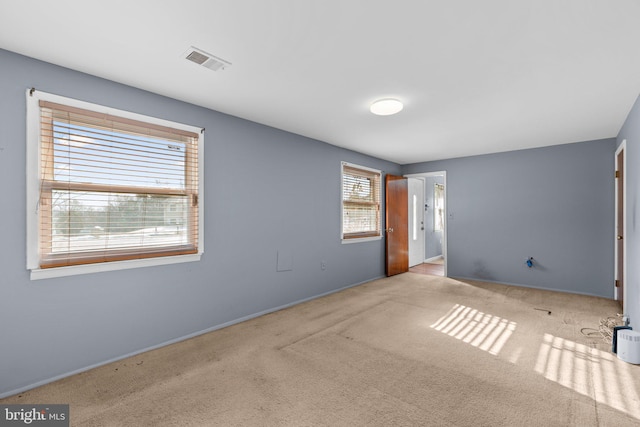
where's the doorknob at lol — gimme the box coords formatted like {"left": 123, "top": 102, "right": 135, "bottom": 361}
{"left": 617, "top": 235, "right": 623, "bottom": 240}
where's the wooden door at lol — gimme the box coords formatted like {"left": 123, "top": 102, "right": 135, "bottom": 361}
{"left": 616, "top": 149, "right": 624, "bottom": 309}
{"left": 386, "top": 174, "right": 408, "bottom": 276}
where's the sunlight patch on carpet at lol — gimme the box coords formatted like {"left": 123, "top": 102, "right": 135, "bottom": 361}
{"left": 535, "top": 333, "right": 640, "bottom": 420}
{"left": 430, "top": 304, "right": 516, "bottom": 356}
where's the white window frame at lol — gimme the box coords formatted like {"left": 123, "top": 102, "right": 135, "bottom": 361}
{"left": 26, "top": 89, "right": 205, "bottom": 280}
{"left": 340, "top": 161, "right": 382, "bottom": 244}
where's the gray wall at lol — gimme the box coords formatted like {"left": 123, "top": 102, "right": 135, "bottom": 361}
{"left": 0, "top": 49, "right": 401, "bottom": 397}
{"left": 424, "top": 176, "right": 444, "bottom": 260}
{"left": 403, "top": 139, "right": 616, "bottom": 298}
{"left": 616, "top": 93, "right": 640, "bottom": 328}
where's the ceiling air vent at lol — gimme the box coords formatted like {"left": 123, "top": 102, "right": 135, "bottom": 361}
{"left": 183, "top": 46, "right": 231, "bottom": 71}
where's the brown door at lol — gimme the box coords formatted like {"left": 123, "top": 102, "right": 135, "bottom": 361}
{"left": 386, "top": 174, "right": 408, "bottom": 276}
{"left": 616, "top": 149, "right": 624, "bottom": 309}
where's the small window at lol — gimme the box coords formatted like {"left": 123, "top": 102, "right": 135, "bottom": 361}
{"left": 341, "top": 162, "right": 381, "bottom": 242}
{"left": 26, "top": 90, "right": 204, "bottom": 279}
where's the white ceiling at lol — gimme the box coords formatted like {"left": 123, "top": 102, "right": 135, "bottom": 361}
{"left": 1, "top": 0, "right": 639, "bottom": 164}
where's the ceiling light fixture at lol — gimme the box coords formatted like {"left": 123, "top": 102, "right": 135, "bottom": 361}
{"left": 370, "top": 98, "right": 403, "bottom": 116}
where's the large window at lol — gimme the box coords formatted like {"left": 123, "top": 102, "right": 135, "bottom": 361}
{"left": 27, "top": 90, "right": 204, "bottom": 279}
{"left": 341, "top": 162, "right": 381, "bottom": 242}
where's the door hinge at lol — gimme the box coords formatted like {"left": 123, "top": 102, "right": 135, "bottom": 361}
{"left": 615, "top": 170, "right": 620, "bottom": 178}
{"left": 615, "top": 279, "right": 620, "bottom": 287}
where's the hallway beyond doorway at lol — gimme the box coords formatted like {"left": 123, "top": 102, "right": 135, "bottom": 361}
{"left": 409, "top": 261, "right": 444, "bottom": 277}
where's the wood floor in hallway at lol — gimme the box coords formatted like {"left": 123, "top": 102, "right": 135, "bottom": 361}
{"left": 409, "top": 262, "right": 444, "bottom": 276}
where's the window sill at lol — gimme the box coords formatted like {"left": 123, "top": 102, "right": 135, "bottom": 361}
{"left": 341, "top": 236, "right": 382, "bottom": 244}
{"left": 29, "top": 253, "right": 202, "bottom": 280}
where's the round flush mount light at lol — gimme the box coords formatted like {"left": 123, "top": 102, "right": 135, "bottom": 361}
{"left": 370, "top": 98, "right": 403, "bottom": 116}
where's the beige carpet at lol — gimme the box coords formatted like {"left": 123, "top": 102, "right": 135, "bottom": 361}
{"left": 3, "top": 274, "right": 639, "bottom": 426}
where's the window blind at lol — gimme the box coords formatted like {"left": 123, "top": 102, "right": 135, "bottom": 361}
{"left": 38, "top": 101, "right": 200, "bottom": 268}
{"left": 342, "top": 163, "right": 381, "bottom": 239}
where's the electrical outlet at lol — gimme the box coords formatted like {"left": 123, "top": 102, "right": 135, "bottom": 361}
{"left": 321, "top": 260, "right": 326, "bottom": 270}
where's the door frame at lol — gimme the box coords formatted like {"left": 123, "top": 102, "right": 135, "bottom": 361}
{"left": 614, "top": 141, "right": 627, "bottom": 312}
{"left": 405, "top": 171, "right": 448, "bottom": 277}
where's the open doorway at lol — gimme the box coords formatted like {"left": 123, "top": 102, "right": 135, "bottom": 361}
{"left": 406, "top": 171, "right": 447, "bottom": 277}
